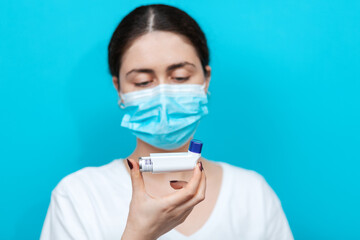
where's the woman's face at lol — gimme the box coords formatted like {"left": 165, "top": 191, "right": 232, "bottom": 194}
{"left": 112, "top": 31, "right": 211, "bottom": 96}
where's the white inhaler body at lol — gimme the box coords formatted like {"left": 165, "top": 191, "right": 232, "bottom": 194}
{"left": 139, "top": 139, "right": 203, "bottom": 173}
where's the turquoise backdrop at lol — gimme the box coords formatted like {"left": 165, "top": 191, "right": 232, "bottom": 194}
{"left": 1, "top": 0, "right": 359, "bottom": 239}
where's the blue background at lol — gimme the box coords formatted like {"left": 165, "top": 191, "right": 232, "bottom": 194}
{"left": 1, "top": 0, "right": 359, "bottom": 239}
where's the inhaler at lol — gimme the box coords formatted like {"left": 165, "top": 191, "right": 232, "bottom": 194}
{"left": 139, "top": 139, "right": 203, "bottom": 173}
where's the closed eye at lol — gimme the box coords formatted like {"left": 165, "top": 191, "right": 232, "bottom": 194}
{"left": 135, "top": 81, "right": 152, "bottom": 87}
{"left": 173, "top": 77, "right": 190, "bottom": 82}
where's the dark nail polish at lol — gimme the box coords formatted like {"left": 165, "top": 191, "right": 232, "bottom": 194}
{"left": 199, "top": 161, "right": 203, "bottom": 171}
{"left": 170, "top": 180, "right": 178, "bottom": 183}
{"left": 127, "top": 158, "right": 133, "bottom": 170}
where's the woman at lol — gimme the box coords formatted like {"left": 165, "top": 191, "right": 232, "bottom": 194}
{"left": 40, "top": 4, "right": 293, "bottom": 240}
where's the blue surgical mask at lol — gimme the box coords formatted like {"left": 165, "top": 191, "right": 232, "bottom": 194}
{"left": 118, "top": 82, "right": 209, "bottom": 150}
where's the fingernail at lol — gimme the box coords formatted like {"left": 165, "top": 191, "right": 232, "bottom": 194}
{"left": 170, "top": 180, "right": 178, "bottom": 183}
{"left": 127, "top": 158, "right": 133, "bottom": 170}
{"left": 199, "top": 161, "right": 203, "bottom": 171}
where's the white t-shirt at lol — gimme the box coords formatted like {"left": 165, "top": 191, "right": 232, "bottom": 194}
{"left": 40, "top": 159, "right": 294, "bottom": 240}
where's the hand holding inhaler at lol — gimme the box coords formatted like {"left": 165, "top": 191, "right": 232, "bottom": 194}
{"left": 121, "top": 140, "right": 206, "bottom": 240}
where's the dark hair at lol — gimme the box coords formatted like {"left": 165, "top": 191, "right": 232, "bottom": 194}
{"left": 107, "top": 4, "right": 210, "bottom": 85}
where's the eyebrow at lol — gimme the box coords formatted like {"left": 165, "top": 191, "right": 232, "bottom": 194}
{"left": 125, "top": 61, "right": 196, "bottom": 77}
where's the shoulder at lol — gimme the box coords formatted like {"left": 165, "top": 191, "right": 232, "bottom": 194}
{"left": 219, "top": 161, "right": 282, "bottom": 209}
{"left": 52, "top": 159, "right": 128, "bottom": 197}
{"left": 206, "top": 161, "right": 293, "bottom": 239}
{"left": 220, "top": 161, "right": 270, "bottom": 188}
{"left": 41, "top": 159, "right": 131, "bottom": 239}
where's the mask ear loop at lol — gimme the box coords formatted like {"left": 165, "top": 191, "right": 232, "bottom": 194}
{"left": 202, "top": 81, "right": 211, "bottom": 98}
{"left": 118, "top": 99, "right": 125, "bottom": 109}
{"left": 117, "top": 91, "right": 126, "bottom": 109}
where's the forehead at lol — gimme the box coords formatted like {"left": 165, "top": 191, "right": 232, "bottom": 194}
{"left": 120, "top": 31, "right": 200, "bottom": 74}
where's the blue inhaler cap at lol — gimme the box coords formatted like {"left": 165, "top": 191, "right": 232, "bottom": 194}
{"left": 189, "top": 139, "right": 203, "bottom": 154}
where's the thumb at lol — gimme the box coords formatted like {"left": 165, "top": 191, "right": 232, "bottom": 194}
{"left": 169, "top": 180, "right": 188, "bottom": 190}
{"left": 127, "top": 158, "right": 146, "bottom": 196}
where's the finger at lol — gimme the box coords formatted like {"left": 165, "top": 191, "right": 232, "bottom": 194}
{"left": 163, "top": 162, "right": 203, "bottom": 206}
{"left": 169, "top": 180, "right": 188, "bottom": 190}
{"left": 178, "top": 166, "right": 207, "bottom": 211}
{"left": 127, "top": 158, "right": 146, "bottom": 197}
